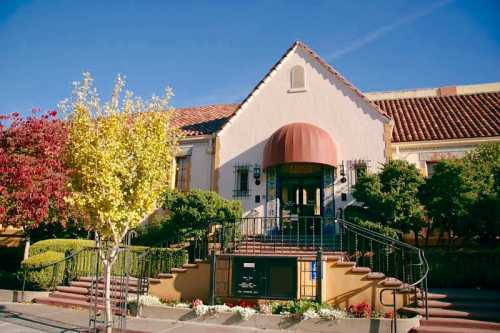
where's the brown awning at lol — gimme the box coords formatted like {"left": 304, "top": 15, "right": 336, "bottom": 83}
{"left": 263, "top": 123, "right": 338, "bottom": 169}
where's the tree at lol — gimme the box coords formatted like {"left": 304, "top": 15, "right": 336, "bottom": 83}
{"left": 420, "top": 160, "right": 477, "bottom": 244}
{"left": 64, "top": 73, "right": 179, "bottom": 332}
{"left": 422, "top": 143, "right": 500, "bottom": 246}
{"left": 0, "top": 110, "right": 71, "bottom": 258}
{"left": 352, "top": 160, "right": 426, "bottom": 246}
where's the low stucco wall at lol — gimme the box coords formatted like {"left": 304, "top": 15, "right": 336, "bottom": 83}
{"left": 140, "top": 305, "right": 420, "bottom": 333}
{"left": 149, "top": 262, "right": 211, "bottom": 302}
{"left": 324, "top": 259, "right": 409, "bottom": 312}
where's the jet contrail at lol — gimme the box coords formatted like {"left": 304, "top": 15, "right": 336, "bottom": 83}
{"left": 328, "top": 0, "right": 454, "bottom": 60}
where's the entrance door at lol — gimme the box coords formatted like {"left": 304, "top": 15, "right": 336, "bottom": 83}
{"left": 233, "top": 257, "right": 296, "bottom": 299}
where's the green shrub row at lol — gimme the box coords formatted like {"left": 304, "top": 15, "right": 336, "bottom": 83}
{"left": 29, "top": 238, "right": 96, "bottom": 256}
{"left": 426, "top": 249, "right": 500, "bottom": 289}
{"left": 21, "top": 251, "right": 65, "bottom": 290}
{"left": 23, "top": 239, "right": 188, "bottom": 290}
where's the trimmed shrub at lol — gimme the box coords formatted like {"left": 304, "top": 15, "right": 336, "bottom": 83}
{"left": 354, "top": 220, "right": 400, "bottom": 240}
{"left": 21, "top": 251, "right": 65, "bottom": 290}
{"left": 29, "top": 239, "right": 96, "bottom": 256}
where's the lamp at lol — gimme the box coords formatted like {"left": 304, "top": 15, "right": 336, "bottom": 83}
{"left": 253, "top": 164, "right": 261, "bottom": 185}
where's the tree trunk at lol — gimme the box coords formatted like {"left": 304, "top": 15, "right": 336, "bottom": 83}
{"left": 414, "top": 230, "right": 420, "bottom": 247}
{"left": 23, "top": 236, "right": 30, "bottom": 260}
{"left": 103, "top": 258, "right": 113, "bottom": 333}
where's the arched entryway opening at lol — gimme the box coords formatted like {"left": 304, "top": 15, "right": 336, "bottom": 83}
{"left": 263, "top": 122, "right": 338, "bottom": 219}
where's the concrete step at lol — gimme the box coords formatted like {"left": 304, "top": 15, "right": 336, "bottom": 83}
{"left": 381, "top": 278, "right": 403, "bottom": 287}
{"left": 402, "top": 307, "right": 500, "bottom": 322}
{"left": 77, "top": 276, "right": 161, "bottom": 285}
{"left": 334, "top": 261, "right": 356, "bottom": 267}
{"left": 411, "top": 326, "right": 500, "bottom": 333}
{"left": 351, "top": 266, "right": 371, "bottom": 273}
{"left": 170, "top": 268, "right": 187, "bottom": 273}
{"left": 69, "top": 281, "right": 138, "bottom": 293}
{"left": 35, "top": 296, "right": 124, "bottom": 314}
{"left": 365, "top": 272, "right": 385, "bottom": 280}
{"left": 49, "top": 291, "right": 126, "bottom": 303}
{"left": 417, "top": 300, "right": 500, "bottom": 310}
{"left": 419, "top": 318, "right": 500, "bottom": 330}
{"left": 157, "top": 273, "right": 174, "bottom": 279}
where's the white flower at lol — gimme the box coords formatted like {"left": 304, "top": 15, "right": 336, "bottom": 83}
{"left": 194, "top": 304, "right": 209, "bottom": 317}
{"left": 318, "top": 308, "right": 349, "bottom": 320}
{"left": 128, "top": 294, "right": 162, "bottom": 307}
{"left": 174, "top": 302, "right": 191, "bottom": 309}
{"left": 302, "top": 309, "right": 319, "bottom": 320}
{"left": 230, "top": 306, "right": 256, "bottom": 320}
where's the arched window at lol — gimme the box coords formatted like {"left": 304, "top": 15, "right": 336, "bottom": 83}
{"left": 290, "top": 65, "right": 305, "bottom": 90}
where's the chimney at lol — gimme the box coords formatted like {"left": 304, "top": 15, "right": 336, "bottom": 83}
{"left": 437, "top": 86, "right": 457, "bottom": 97}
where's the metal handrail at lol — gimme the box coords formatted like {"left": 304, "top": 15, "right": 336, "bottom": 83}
{"left": 214, "top": 215, "right": 430, "bottom": 332}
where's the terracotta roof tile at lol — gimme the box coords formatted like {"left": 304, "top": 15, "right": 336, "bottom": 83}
{"left": 374, "top": 92, "right": 500, "bottom": 143}
{"left": 171, "top": 103, "right": 239, "bottom": 137}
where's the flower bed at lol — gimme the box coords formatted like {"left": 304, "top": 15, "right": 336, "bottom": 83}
{"left": 129, "top": 296, "right": 420, "bottom": 333}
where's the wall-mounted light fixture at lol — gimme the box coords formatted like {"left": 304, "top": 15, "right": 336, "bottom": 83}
{"left": 253, "top": 164, "right": 261, "bottom": 185}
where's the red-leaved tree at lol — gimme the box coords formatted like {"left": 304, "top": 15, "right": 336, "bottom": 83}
{"left": 0, "top": 110, "right": 71, "bottom": 258}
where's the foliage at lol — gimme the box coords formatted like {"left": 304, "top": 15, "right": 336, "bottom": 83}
{"left": 29, "top": 238, "right": 96, "bottom": 256}
{"left": 21, "top": 251, "right": 65, "bottom": 290}
{"left": 344, "top": 206, "right": 400, "bottom": 239}
{"left": 136, "top": 189, "right": 242, "bottom": 245}
{"left": 0, "top": 110, "right": 71, "bottom": 231}
{"left": 421, "top": 143, "right": 500, "bottom": 244}
{"left": 29, "top": 218, "right": 89, "bottom": 243}
{"left": 420, "top": 160, "right": 477, "bottom": 239}
{"left": 352, "top": 160, "right": 426, "bottom": 244}
{"left": 0, "top": 246, "right": 24, "bottom": 272}
{"left": 63, "top": 72, "right": 180, "bottom": 242}
{"left": 28, "top": 238, "right": 187, "bottom": 279}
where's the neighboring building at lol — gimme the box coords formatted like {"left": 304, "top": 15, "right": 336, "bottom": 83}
{"left": 170, "top": 41, "right": 500, "bottom": 217}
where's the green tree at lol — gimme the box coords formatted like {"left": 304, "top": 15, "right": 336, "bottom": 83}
{"left": 420, "top": 160, "right": 477, "bottom": 244}
{"left": 64, "top": 73, "right": 179, "bottom": 332}
{"left": 352, "top": 160, "right": 426, "bottom": 245}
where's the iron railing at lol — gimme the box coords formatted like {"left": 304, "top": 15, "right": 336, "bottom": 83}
{"left": 213, "top": 216, "right": 429, "bottom": 330}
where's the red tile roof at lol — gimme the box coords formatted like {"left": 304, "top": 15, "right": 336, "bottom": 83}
{"left": 171, "top": 104, "right": 239, "bottom": 136}
{"left": 174, "top": 91, "right": 500, "bottom": 143}
{"left": 374, "top": 92, "right": 500, "bottom": 143}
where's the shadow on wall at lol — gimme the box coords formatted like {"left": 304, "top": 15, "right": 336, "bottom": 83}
{"left": 217, "top": 138, "right": 268, "bottom": 214}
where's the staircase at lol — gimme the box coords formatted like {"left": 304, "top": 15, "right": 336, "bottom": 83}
{"left": 407, "top": 289, "right": 500, "bottom": 333}
{"left": 34, "top": 276, "right": 161, "bottom": 312}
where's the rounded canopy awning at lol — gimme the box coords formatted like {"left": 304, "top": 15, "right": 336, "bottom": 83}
{"left": 263, "top": 122, "right": 338, "bottom": 169}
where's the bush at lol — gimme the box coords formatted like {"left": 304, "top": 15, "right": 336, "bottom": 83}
{"left": 344, "top": 206, "right": 400, "bottom": 239}
{"left": 21, "top": 251, "right": 65, "bottom": 290}
{"left": 136, "top": 189, "right": 242, "bottom": 246}
{"left": 26, "top": 238, "right": 188, "bottom": 285}
{"left": 29, "top": 239, "right": 96, "bottom": 256}
{"left": 426, "top": 249, "right": 500, "bottom": 289}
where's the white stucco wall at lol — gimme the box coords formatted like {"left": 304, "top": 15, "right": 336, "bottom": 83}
{"left": 178, "top": 139, "right": 213, "bottom": 191}
{"left": 216, "top": 47, "right": 388, "bottom": 215}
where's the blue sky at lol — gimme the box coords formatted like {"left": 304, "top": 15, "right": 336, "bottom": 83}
{"left": 1, "top": 0, "right": 499, "bottom": 116}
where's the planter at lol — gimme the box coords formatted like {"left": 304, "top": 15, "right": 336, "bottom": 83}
{"left": 140, "top": 305, "right": 420, "bottom": 333}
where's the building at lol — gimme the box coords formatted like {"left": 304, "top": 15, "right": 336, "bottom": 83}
{"left": 170, "top": 41, "right": 500, "bottom": 218}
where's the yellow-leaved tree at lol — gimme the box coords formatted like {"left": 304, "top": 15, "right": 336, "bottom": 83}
{"left": 63, "top": 73, "right": 179, "bottom": 331}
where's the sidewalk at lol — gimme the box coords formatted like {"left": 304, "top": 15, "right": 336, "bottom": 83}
{"left": 0, "top": 302, "right": 283, "bottom": 332}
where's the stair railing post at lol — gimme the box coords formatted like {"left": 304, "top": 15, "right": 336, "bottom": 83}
{"left": 315, "top": 248, "right": 323, "bottom": 303}
{"left": 393, "top": 289, "right": 397, "bottom": 333}
{"left": 209, "top": 249, "right": 217, "bottom": 305}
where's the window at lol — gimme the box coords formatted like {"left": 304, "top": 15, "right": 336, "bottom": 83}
{"left": 354, "top": 163, "right": 367, "bottom": 182}
{"left": 426, "top": 161, "right": 437, "bottom": 177}
{"left": 233, "top": 165, "right": 250, "bottom": 198}
{"left": 175, "top": 156, "right": 190, "bottom": 192}
{"left": 290, "top": 65, "right": 305, "bottom": 91}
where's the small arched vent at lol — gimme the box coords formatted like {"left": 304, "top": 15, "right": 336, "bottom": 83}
{"left": 290, "top": 65, "right": 305, "bottom": 90}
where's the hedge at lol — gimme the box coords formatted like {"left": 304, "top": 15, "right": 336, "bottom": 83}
{"left": 25, "top": 239, "right": 188, "bottom": 290}
{"left": 29, "top": 239, "right": 96, "bottom": 256}
{"left": 426, "top": 249, "right": 500, "bottom": 289}
{"left": 21, "top": 251, "right": 65, "bottom": 290}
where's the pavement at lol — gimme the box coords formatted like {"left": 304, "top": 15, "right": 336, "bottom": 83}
{"left": 0, "top": 302, "right": 283, "bottom": 332}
